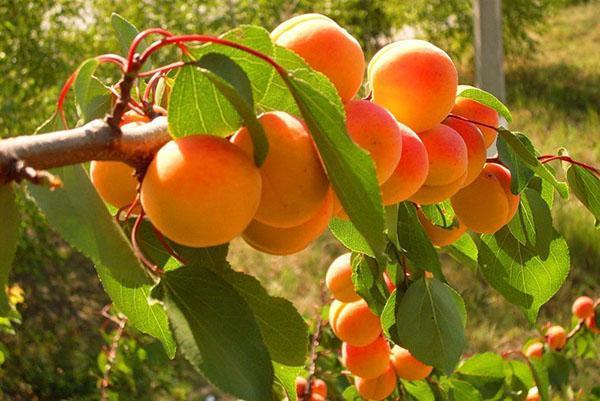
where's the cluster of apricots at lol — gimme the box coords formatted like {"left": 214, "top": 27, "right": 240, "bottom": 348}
{"left": 325, "top": 253, "right": 433, "bottom": 400}
{"left": 524, "top": 296, "right": 599, "bottom": 361}
{"left": 293, "top": 377, "right": 328, "bottom": 401}
{"left": 91, "top": 12, "right": 518, "bottom": 255}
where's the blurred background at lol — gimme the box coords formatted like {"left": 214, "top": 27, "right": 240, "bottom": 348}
{"left": 0, "top": 0, "right": 598, "bottom": 399}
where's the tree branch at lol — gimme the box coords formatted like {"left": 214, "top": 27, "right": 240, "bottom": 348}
{"left": 0, "top": 117, "right": 170, "bottom": 185}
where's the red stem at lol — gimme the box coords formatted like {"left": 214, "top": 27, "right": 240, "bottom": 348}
{"left": 131, "top": 209, "right": 164, "bottom": 276}
{"left": 127, "top": 28, "right": 189, "bottom": 69}
{"left": 151, "top": 225, "right": 188, "bottom": 266}
{"left": 539, "top": 155, "right": 600, "bottom": 176}
{"left": 56, "top": 70, "right": 78, "bottom": 129}
{"left": 138, "top": 61, "right": 187, "bottom": 78}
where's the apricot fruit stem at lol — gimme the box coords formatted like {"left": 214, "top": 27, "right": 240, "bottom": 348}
{"left": 304, "top": 285, "right": 328, "bottom": 401}
{"left": 131, "top": 209, "right": 164, "bottom": 277}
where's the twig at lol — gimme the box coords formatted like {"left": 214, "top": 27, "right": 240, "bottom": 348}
{"left": 304, "top": 284, "right": 327, "bottom": 401}
{"left": 100, "top": 306, "right": 127, "bottom": 401}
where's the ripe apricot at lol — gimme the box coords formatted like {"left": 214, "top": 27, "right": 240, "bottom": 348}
{"left": 381, "top": 127, "right": 429, "bottom": 205}
{"left": 329, "top": 299, "right": 381, "bottom": 346}
{"left": 141, "top": 135, "right": 261, "bottom": 247}
{"left": 572, "top": 296, "right": 595, "bottom": 319}
{"left": 241, "top": 190, "right": 333, "bottom": 255}
{"left": 451, "top": 95, "right": 499, "bottom": 149}
{"left": 295, "top": 377, "right": 327, "bottom": 400}
{"left": 344, "top": 100, "right": 403, "bottom": 183}
{"left": 526, "top": 387, "right": 541, "bottom": 401}
{"left": 271, "top": 13, "right": 365, "bottom": 101}
{"left": 524, "top": 342, "right": 544, "bottom": 359}
{"left": 451, "top": 163, "right": 520, "bottom": 234}
{"left": 545, "top": 325, "right": 567, "bottom": 350}
{"left": 443, "top": 117, "right": 486, "bottom": 187}
{"left": 342, "top": 336, "right": 391, "bottom": 379}
{"left": 417, "top": 209, "right": 467, "bottom": 247}
{"left": 326, "top": 253, "right": 360, "bottom": 302}
{"left": 232, "top": 111, "right": 329, "bottom": 228}
{"left": 409, "top": 173, "right": 467, "bottom": 205}
{"left": 355, "top": 364, "right": 397, "bottom": 401}
{"left": 90, "top": 160, "right": 139, "bottom": 210}
{"left": 390, "top": 345, "right": 433, "bottom": 381}
{"left": 585, "top": 314, "right": 600, "bottom": 334}
{"left": 368, "top": 40, "right": 458, "bottom": 133}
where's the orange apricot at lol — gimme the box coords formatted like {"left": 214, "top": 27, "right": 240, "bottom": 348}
{"left": 572, "top": 296, "right": 595, "bottom": 320}
{"left": 241, "top": 190, "right": 333, "bottom": 255}
{"left": 390, "top": 345, "right": 433, "bottom": 381}
{"left": 326, "top": 253, "right": 361, "bottom": 302}
{"left": 329, "top": 299, "right": 382, "bottom": 347}
{"left": 545, "top": 325, "right": 567, "bottom": 350}
{"left": 585, "top": 314, "right": 600, "bottom": 334}
{"left": 409, "top": 173, "right": 467, "bottom": 205}
{"left": 295, "top": 377, "right": 327, "bottom": 399}
{"left": 417, "top": 209, "right": 467, "bottom": 247}
{"left": 381, "top": 126, "right": 429, "bottom": 205}
{"left": 524, "top": 342, "right": 544, "bottom": 359}
{"left": 451, "top": 163, "right": 520, "bottom": 234}
{"left": 451, "top": 95, "right": 499, "bottom": 149}
{"left": 271, "top": 13, "right": 365, "bottom": 101}
{"left": 141, "top": 135, "right": 261, "bottom": 247}
{"left": 355, "top": 364, "right": 397, "bottom": 401}
{"left": 419, "top": 124, "right": 468, "bottom": 187}
{"left": 232, "top": 111, "right": 329, "bottom": 228}
{"left": 342, "top": 336, "right": 391, "bottom": 379}
{"left": 368, "top": 40, "right": 458, "bottom": 133}
{"left": 344, "top": 100, "right": 403, "bottom": 183}
{"left": 443, "top": 117, "right": 486, "bottom": 187}
{"left": 90, "top": 160, "right": 139, "bottom": 210}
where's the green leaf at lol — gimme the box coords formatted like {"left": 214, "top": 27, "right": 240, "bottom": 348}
{"left": 497, "top": 128, "right": 568, "bottom": 199}
{"left": 273, "top": 362, "right": 302, "bottom": 401}
{"left": 507, "top": 188, "right": 554, "bottom": 253}
{"left": 283, "top": 75, "right": 386, "bottom": 260}
{"left": 543, "top": 351, "right": 570, "bottom": 389}
{"left": 477, "top": 227, "right": 569, "bottom": 323}
{"left": 497, "top": 134, "right": 535, "bottom": 194}
{"left": 0, "top": 185, "right": 20, "bottom": 316}
{"left": 443, "top": 234, "right": 478, "bottom": 271}
{"left": 328, "top": 218, "right": 374, "bottom": 257}
{"left": 421, "top": 200, "right": 457, "bottom": 228}
{"left": 567, "top": 165, "right": 600, "bottom": 226}
{"left": 457, "top": 353, "right": 504, "bottom": 379}
{"left": 446, "top": 379, "right": 483, "bottom": 401}
{"left": 456, "top": 85, "right": 512, "bottom": 123}
{"left": 351, "top": 253, "right": 388, "bottom": 315}
{"left": 195, "top": 53, "right": 269, "bottom": 165}
{"left": 530, "top": 358, "right": 550, "bottom": 401}
{"left": 156, "top": 265, "right": 274, "bottom": 401}
{"left": 506, "top": 360, "right": 533, "bottom": 392}
{"left": 396, "top": 202, "right": 444, "bottom": 281}
{"left": 27, "top": 165, "right": 175, "bottom": 357}
{"left": 389, "top": 278, "right": 466, "bottom": 374}
{"left": 402, "top": 380, "right": 435, "bottom": 401}
{"left": 385, "top": 204, "right": 400, "bottom": 249}
{"left": 342, "top": 386, "right": 362, "bottom": 401}
{"left": 110, "top": 13, "right": 140, "bottom": 56}
{"left": 74, "top": 59, "right": 112, "bottom": 123}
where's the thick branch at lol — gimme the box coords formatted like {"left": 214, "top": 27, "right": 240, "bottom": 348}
{"left": 0, "top": 117, "right": 170, "bottom": 185}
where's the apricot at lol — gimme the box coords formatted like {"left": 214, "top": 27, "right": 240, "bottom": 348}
{"left": 342, "top": 336, "right": 391, "bottom": 379}
{"left": 242, "top": 190, "right": 333, "bottom": 255}
{"left": 443, "top": 117, "right": 486, "bottom": 187}
{"left": 368, "top": 39, "right": 458, "bottom": 133}
{"left": 120, "top": 110, "right": 150, "bottom": 126}
{"left": 526, "top": 387, "right": 541, "bottom": 401}
{"left": 329, "top": 299, "right": 381, "bottom": 346}
{"left": 344, "top": 100, "right": 403, "bottom": 183}
{"left": 271, "top": 13, "right": 365, "bottom": 101}
{"left": 585, "top": 314, "right": 600, "bottom": 334}
{"left": 381, "top": 127, "right": 429, "bottom": 205}
{"left": 545, "top": 325, "right": 567, "bottom": 350}
{"left": 409, "top": 173, "right": 467, "bottom": 205}
{"left": 141, "top": 135, "right": 261, "bottom": 247}
{"left": 451, "top": 95, "right": 499, "bottom": 149}
{"left": 90, "top": 160, "right": 139, "bottom": 210}
{"left": 572, "top": 296, "right": 595, "bottom": 319}
{"left": 325, "top": 253, "right": 360, "bottom": 302}
{"left": 451, "top": 163, "right": 520, "bottom": 234}
{"left": 524, "top": 342, "right": 544, "bottom": 359}
{"left": 232, "top": 111, "right": 329, "bottom": 228}
{"left": 390, "top": 345, "right": 433, "bottom": 381}
{"left": 417, "top": 209, "right": 467, "bottom": 247}
{"left": 295, "top": 377, "right": 327, "bottom": 399}
{"left": 355, "top": 364, "right": 397, "bottom": 401}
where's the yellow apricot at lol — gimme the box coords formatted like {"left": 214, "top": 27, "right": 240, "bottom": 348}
{"left": 451, "top": 163, "right": 520, "bottom": 234}
{"left": 545, "top": 325, "right": 567, "bottom": 350}
{"left": 390, "top": 345, "right": 433, "bottom": 381}
{"left": 141, "top": 135, "right": 262, "bottom": 247}
{"left": 368, "top": 39, "right": 458, "bottom": 133}
{"left": 417, "top": 209, "right": 467, "bottom": 247}
{"left": 90, "top": 160, "right": 139, "bottom": 210}
{"left": 342, "top": 336, "right": 391, "bottom": 379}
{"left": 325, "top": 253, "right": 361, "bottom": 302}
{"left": 271, "top": 13, "right": 365, "bottom": 101}
{"left": 381, "top": 126, "right": 429, "bottom": 205}
{"left": 443, "top": 117, "right": 486, "bottom": 187}
{"left": 451, "top": 95, "right": 499, "bottom": 149}
{"left": 355, "top": 364, "right": 397, "bottom": 401}
{"left": 344, "top": 100, "right": 403, "bottom": 184}
{"left": 232, "top": 111, "right": 329, "bottom": 228}
{"left": 241, "top": 190, "right": 333, "bottom": 255}
{"left": 329, "top": 299, "right": 382, "bottom": 347}
{"left": 524, "top": 342, "right": 544, "bottom": 359}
